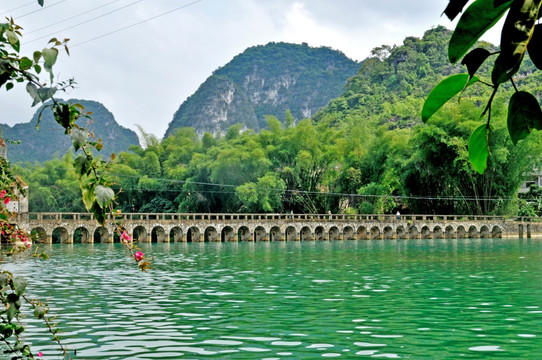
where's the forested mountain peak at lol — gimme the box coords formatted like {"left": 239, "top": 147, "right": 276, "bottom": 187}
{"left": 1, "top": 99, "right": 140, "bottom": 163}
{"left": 314, "top": 25, "right": 503, "bottom": 128}
{"left": 164, "top": 41, "right": 360, "bottom": 138}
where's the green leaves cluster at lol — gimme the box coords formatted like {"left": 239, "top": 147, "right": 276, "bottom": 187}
{"left": 0, "top": 271, "right": 35, "bottom": 358}
{"left": 423, "top": 0, "right": 542, "bottom": 173}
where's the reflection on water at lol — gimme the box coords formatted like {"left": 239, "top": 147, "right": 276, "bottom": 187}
{"left": 4, "top": 238, "right": 542, "bottom": 359}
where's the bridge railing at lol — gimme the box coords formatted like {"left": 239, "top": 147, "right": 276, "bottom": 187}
{"left": 25, "top": 212, "right": 540, "bottom": 223}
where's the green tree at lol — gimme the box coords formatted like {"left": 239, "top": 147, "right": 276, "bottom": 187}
{"left": 236, "top": 172, "right": 286, "bottom": 212}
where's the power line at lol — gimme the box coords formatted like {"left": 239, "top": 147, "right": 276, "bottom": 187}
{"left": 71, "top": 0, "right": 203, "bottom": 48}
{"left": 24, "top": 0, "right": 146, "bottom": 44}
{"left": 0, "top": 1, "right": 37, "bottom": 16}
{"left": 16, "top": 0, "right": 69, "bottom": 19}
{"left": 19, "top": 166, "right": 534, "bottom": 203}
{"left": 25, "top": 0, "right": 125, "bottom": 35}
{"left": 107, "top": 175, "right": 522, "bottom": 203}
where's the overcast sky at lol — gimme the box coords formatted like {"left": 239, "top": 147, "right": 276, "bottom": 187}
{"left": 0, "top": 0, "right": 500, "bottom": 140}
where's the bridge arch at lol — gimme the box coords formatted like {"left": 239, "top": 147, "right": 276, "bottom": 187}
{"left": 396, "top": 225, "right": 406, "bottom": 239}
{"left": 285, "top": 226, "right": 297, "bottom": 241}
{"left": 52, "top": 227, "right": 69, "bottom": 244}
{"left": 300, "top": 226, "right": 312, "bottom": 241}
{"left": 152, "top": 226, "right": 167, "bottom": 243}
{"left": 238, "top": 226, "right": 251, "bottom": 241}
{"left": 492, "top": 225, "right": 502, "bottom": 238}
{"left": 220, "top": 226, "right": 234, "bottom": 242}
{"left": 254, "top": 226, "right": 267, "bottom": 241}
{"left": 421, "top": 226, "right": 430, "bottom": 238}
{"left": 433, "top": 226, "right": 443, "bottom": 239}
{"left": 203, "top": 226, "right": 218, "bottom": 242}
{"left": 315, "top": 226, "right": 325, "bottom": 240}
{"left": 30, "top": 227, "right": 47, "bottom": 243}
{"left": 133, "top": 226, "right": 148, "bottom": 243}
{"left": 457, "top": 225, "right": 466, "bottom": 238}
{"left": 383, "top": 226, "right": 393, "bottom": 239}
{"left": 73, "top": 226, "right": 90, "bottom": 243}
{"left": 409, "top": 226, "right": 418, "bottom": 239}
{"left": 343, "top": 226, "right": 355, "bottom": 240}
{"left": 357, "top": 226, "right": 367, "bottom": 240}
{"left": 480, "top": 225, "right": 490, "bottom": 238}
{"left": 445, "top": 225, "right": 454, "bottom": 238}
{"left": 270, "top": 226, "right": 282, "bottom": 241}
{"left": 170, "top": 226, "right": 183, "bottom": 242}
{"left": 94, "top": 227, "right": 110, "bottom": 243}
{"left": 329, "top": 226, "right": 340, "bottom": 240}
{"left": 370, "top": 226, "right": 381, "bottom": 240}
{"left": 187, "top": 226, "right": 201, "bottom": 242}
{"left": 468, "top": 225, "right": 478, "bottom": 238}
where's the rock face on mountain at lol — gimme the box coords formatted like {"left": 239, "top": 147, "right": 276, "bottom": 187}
{"left": 165, "top": 42, "right": 359, "bottom": 138}
{"left": 1, "top": 99, "right": 140, "bottom": 163}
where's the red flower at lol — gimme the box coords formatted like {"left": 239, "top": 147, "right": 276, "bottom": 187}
{"left": 134, "top": 251, "right": 144, "bottom": 262}
{"left": 3, "top": 197, "right": 10, "bottom": 205}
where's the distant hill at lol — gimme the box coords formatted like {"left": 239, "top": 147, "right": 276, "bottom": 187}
{"left": 165, "top": 42, "right": 360, "bottom": 138}
{"left": 1, "top": 99, "right": 140, "bottom": 163}
{"left": 313, "top": 26, "right": 508, "bottom": 128}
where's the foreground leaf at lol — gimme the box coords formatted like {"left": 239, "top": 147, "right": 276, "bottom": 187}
{"left": 469, "top": 124, "right": 490, "bottom": 174}
{"left": 95, "top": 185, "right": 114, "bottom": 209}
{"left": 528, "top": 23, "right": 542, "bottom": 69}
{"left": 449, "top": 0, "right": 514, "bottom": 63}
{"left": 70, "top": 128, "right": 88, "bottom": 151}
{"left": 443, "top": 0, "right": 470, "bottom": 20}
{"left": 25, "top": 82, "right": 40, "bottom": 107}
{"left": 461, "top": 48, "right": 491, "bottom": 79}
{"left": 507, "top": 91, "right": 542, "bottom": 145}
{"left": 79, "top": 178, "right": 96, "bottom": 211}
{"left": 41, "top": 47, "right": 58, "bottom": 69}
{"left": 11, "top": 277, "right": 27, "bottom": 297}
{"left": 422, "top": 74, "right": 479, "bottom": 122}
{"left": 492, "top": 0, "right": 541, "bottom": 84}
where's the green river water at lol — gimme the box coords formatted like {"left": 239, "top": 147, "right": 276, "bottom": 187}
{"left": 5, "top": 238, "right": 542, "bottom": 359}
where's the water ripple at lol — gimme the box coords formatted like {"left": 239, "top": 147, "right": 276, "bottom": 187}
{"left": 3, "top": 239, "right": 542, "bottom": 358}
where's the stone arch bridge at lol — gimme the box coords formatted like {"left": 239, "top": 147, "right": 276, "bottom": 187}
{"left": 13, "top": 212, "right": 542, "bottom": 244}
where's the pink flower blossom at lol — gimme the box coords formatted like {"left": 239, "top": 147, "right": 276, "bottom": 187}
{"left": 0, "top": 190, "right": 5, "bottom": 198}
{"left": 37, "top": 351, "right": 43, "bottom": 357}
{"left": 3, "top": 197, "right": 10, "bottom": 205}
{"left": 120, "top": 231, "right": 132, "bottom": 243}
{"left": 134, "top": 251, "right": 144, "bottom": 262}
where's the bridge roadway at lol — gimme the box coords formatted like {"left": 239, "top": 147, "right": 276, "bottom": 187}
{"left": 12, "top": 212, "right": 542, "bottom": 244}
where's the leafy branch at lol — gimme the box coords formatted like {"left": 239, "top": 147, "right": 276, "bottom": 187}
{"left": 423, "top": 0, "right": 542, "bottom": 173}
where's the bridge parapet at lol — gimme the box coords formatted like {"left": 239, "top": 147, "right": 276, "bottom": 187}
{"left": 13, "top": 212, "right": 542, "bottom": 244}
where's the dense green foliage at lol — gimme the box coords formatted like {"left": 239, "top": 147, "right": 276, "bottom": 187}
{"left": 1, "top": 99, "right": 140, "bottom": 163}
{"left": 165, "top": 42, "right": 359, "bottom": 137}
